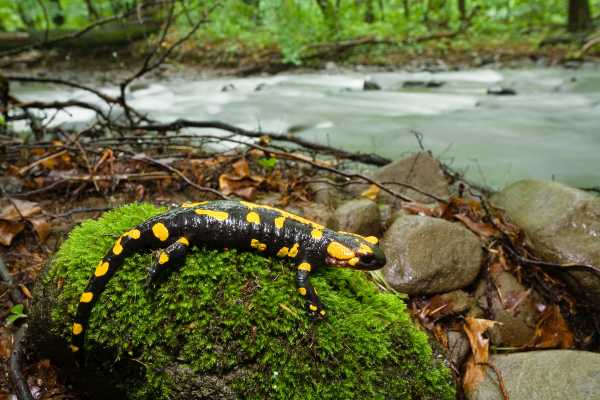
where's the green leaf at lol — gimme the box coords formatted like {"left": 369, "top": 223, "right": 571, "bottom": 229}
{"left": 10, "top": 303, "right": 24, "bottom": 315}
{"left": 256, "top": 157, "right": 277, "bottom": 169}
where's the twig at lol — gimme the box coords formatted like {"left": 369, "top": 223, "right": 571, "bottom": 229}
{"left": 483, "top": 361, "right": 509, "bottom": 400}
{"left": 9, "top": 323, "right": 34, "bottom": 400}
{"left": 0, "top": 255, "right": 26, "bottom": 305}
{"left": 50, "top": 206, "right": 113, "bottom": 218}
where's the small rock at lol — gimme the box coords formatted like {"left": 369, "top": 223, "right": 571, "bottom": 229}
{"left": 254, "top": 83, "right": 267, "bottom": 92}
{"left": 334, "top": 199, "right": 381, "bottom": 237}
{"left": 308, "top": 179, "right": 343, "bottom": 208}
{"left": 447, "top": 331, "right": 470, "bottom": 367}
{"left": 474, "top": 269, "right": 542, "bottom": 347}
{"left": 427, "top": 290, "right": 475, "bottom": 320}
{"left": 348, "top": 152, "right": 451, "bottom": 206}
{"left": 129, "top": 81, "right": 151, "bottom": 92}
{"left": 0, "top": 176, "right": 23, "bottom": 194}
{"left": 466, "top": 350, "right": 600, "bottom": 400}
{"left": 363, "top": 80, "right": 381, "bottom": 91}
{"left": 402, "top": 80, "right": 445, "bottom": 88}
{"left": 221, "top": 83, "right": 236, "bottom": 92}
{"left": 325, "top": 61, "right": 338, "bottom": 71}
{"left": 382, "top": 215, "right": 482, "bottom": 295}
{"left": 486, "top": 85, "right": 517, "bottom": 95}
{"left": 297, "top": 202, "right": 337, "bottom": 230}
{"left": 492, "top": 180, "right": 600, "bottom": 302}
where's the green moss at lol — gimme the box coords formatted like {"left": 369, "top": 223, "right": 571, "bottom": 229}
{"left": 44, "top": 203, "right": 454, "bottom": 399}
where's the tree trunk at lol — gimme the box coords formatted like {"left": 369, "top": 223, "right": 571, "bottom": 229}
{"left": 315, "top": 0, "right": 338, "bottom": 33}
{"left": 568, "top": 0, "right": 592, "bottom": 32}
{"left": 403, "top": 0, "right": 410, "bottom": 18}
{"left": 458, "top": 0, "right": 466, "bottom": 23}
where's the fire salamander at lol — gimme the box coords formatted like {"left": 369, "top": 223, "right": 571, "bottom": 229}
{"left": 70, "top": 200, "right": 386, "bottom": 357}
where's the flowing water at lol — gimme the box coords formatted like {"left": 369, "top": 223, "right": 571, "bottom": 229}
{"left": 13, "top": 66, "right": 600, "bottom": 190}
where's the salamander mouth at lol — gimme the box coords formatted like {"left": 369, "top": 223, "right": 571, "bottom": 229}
{"left": 326, "top": 256, "right": 353, "bottom": 268}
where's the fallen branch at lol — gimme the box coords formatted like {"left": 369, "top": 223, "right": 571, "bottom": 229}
{"left": 9, "top": 323, "right": 34, "bottom": 400}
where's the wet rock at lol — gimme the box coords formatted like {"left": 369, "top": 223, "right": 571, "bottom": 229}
{"left": 466, "top": 350, "right": 600, "bottom": 400}
{"left": 349, "top": 152, "right": 451, "bottom": 206}
{"left": 402, "top": 80, "right": 445, "bottom": 88}
{"left": 308, "top": 179, "right": 343, "bottom": 208}
{"left": 297, "top": 202, "right": 337, "bottom": 230}
{"left": 486, "top": 85, "right": 517, "bottom": 95}
{"left": 382, "top": 215, "right": 482, "bottom": 295}
{"left": 129, "top": 81, "right": 151, "bottom": 92}
{"left": 447, "top": 331, "right": 470, "bottom": 366}
{"left": 334, "top": 199, "right": 381, "bottom": 237}
{"left": 474, "top": 268, "right": 542, "bottom": 347}
{"left": 254, "top": 83, "right": 267, "bottom": 92}
{"left": 427, "top": 290, "right": 475, "bottom": 320}
{"left": 363, "top": 80, "right": 381, "bottom": 91}
{"left": 492, "top": 180, "right": 600, "bottom": 302}
{"left": 221, "top": 83, "right": 236, "bottom": 92}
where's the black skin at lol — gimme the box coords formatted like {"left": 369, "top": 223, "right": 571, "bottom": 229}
{"left": 70, "top": 200, "right": 386, "bottom": 359}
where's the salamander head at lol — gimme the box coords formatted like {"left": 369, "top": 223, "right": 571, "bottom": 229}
{"left": 324, "top": 232, "right": 386, "bottom": 271}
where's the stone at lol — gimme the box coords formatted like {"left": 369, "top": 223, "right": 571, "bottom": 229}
{"left": 492, "top": 180, "right": 600, "bottom": 302}
{"left": 0, "top": 176, "right": 23, "bottom": 194}
{"left": 447, "top": 331, "right": 470, "bottom": 366}
{"left": 363, "top": 80, "right": 381, "bottom": 91}
{"left": 427, "top": 290, "right": 475, "bottom": 320}
{"left": 334, "top": 199, "right": 381, "bottom": 237}
{"left": 382, "top": 215, "right": 482, "bottom": 295}
{"left": 297, "top": 202, "right": 337, "bottom": 230}
{"left": 402, "top": 80, "right": 445, "bottom": 88}
{"left": 486, "top": 85, "right": 517, "bottom": 95}
{"left": 466, "top": 350, "right": 600, "bottom": 400}
{"left": 349, "top": 152, "right": 451, "bottom": 206}
{"left": 308, "top": 179, "right": 343, "bottom": 208}
{"left": 474, "top": 269, "right": 542, "bottom": 347}
{"left": 221, "top": 83, "right": 236, "bottom": 92}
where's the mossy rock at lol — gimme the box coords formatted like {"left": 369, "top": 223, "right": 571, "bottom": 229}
{"left": 30, "top": 203, "right": 455, "bottom": 399}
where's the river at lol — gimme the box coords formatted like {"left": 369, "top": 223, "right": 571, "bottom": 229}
{"left": 13, "top": 66, "right": 600, "bottom": 190}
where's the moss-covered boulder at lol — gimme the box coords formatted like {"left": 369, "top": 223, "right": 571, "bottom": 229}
{"left": 31, "top": 204, "right": 455, "bottom": 399}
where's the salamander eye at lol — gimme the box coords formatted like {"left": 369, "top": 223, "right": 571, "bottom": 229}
{"left": 360, "top": 253, "right": 374, "bottom": 263}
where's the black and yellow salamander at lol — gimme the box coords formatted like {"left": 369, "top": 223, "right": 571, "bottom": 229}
{"left": 70, "top": 200, "right": 386, "bottom": 356}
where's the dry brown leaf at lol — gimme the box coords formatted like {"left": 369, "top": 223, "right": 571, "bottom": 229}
{"left": 19, "top": 284, "right": 32, "bottom": 299}
{"left": 401, "top": 202, "right": 440, "bottom": 217}
{"left": 463, "top": 356, "right": 487, "bottom": 393}
{"left": 232, "top": 159, "right": 250, "bottom": 177}
{"left": 29, "top": 217, "right": 50, "bottom": 242}
{"left": 455, "top": 213, "right": 498, "bottom": 238}
{"left": 0, "top": 220, "right": 25, "bottom": 246}
{"left": 360, "top": 184, "right": 380, "bottom": 201}
{"left": 463, "top": 317, "right": 496, "bottom": 364}
{"left": 0, "top": 199, "right": 41, "bottom": 221}
{"left": 527, "top": 305, "right": 574, "bottom": 349}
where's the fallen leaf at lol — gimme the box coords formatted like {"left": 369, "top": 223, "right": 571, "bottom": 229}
{"left": 401, "top": 202, "right": 441, "bottom": 217}
{"left": 29, "top": 217, "right": 50, "bottom": 242}
{"left": 463, "top": 317, "right": 496, "bottom": 364}
{"left": 455, "top": 213, "right": 498, "bottom": 238}
{"left": 463, "top": 356, "right": 487, "bottom": 393}
{"left": 0, "top": 220, "right": 25, "bottom": 246}
{"left": 19, "top": 284, "right": 32, "bottom": 299}
{"left": 232, "top": 159, "right": 250, "bottom": 177}
{"left": 0, "top": 199, "right": 41, "bottom": 221}
{"left": 360, "top": 184, "right": 380, "bottom": 201}
{"left": 527, "top": 305, "right": 574, "bottom": 349}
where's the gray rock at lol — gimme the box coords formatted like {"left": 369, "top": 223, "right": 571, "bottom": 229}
{"left": 349, "top": 152, "right": 450, "bottom": 206}
{"left": 308, "top": 179, "right": 342, "bottom": 208}
{"left": 382, "top": 215, "right": 482, "bottom": 295}
{"left": 363, "top": 80, "right": 381, "bottom": 91}
{"left": 297, "top": 202, "right": 337, "bottom": 230}
{"left": 492, "top": 180, "right": 600, "bottom": 301}
{"left": 466, "top": 350, "right": 600, "bottom": 400}
{"left": 474, "top": 270, "right": 542, "bottom": 347}
{"left": 486, "top": 85, "right": 517, "bottom": 95}
{"left": 334, "top": 199, "right": 381, "bottom": 237}
{"left": 402, "top": 80, "right": 445, "bottom": 88}
{"left": 427, "top": 290, "right": 475, "bottom": 319}
{"left": 447, "top": 331, "right": 470, "bottom": 366}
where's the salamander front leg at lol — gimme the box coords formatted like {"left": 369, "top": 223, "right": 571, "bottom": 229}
{"left": 295, "top": 262, "right": 326, "bottom": 319}
{"left": 146, "top": 236, "right": 190, "bottom": 285}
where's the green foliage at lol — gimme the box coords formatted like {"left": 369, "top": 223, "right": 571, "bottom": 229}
{"left": 5, "top": 303, "right": 27, "bottom": 326}
{"left": 256, "top": 156, "right": 277, "bottom": 169}
{"left": 43, "top": 203, "right": 454, "bottom": 399}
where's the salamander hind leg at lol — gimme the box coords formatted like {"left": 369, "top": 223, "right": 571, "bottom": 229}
{"left": 146, "top": 236, "right": 191, "bottom": 286}
{"left": 295, "top": 262, "right": 326, "bottom": 320}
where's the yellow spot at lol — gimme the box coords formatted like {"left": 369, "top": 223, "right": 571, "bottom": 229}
{"left": 125, "top": 229, "right": 141, "bottom": 239}
{"left": 348, "top": 257, "right": 360, "bottom": 266}
{"left": 70, "top": 345, "right": 79, "bottom": 353}
{"left": 274, "top": 216, "right": 286, "bottom": 229}
{"left": 94, "top": 261, "right": 109, "bottom": 277}
{"left": 80, "top": 292, "right": 93, "bottom": 303}
{"left": 152, "top": 223, "right": 169, "bottom": 241}
{"left": 288, "top": 243, "right": 300, "bottom": 258}
{"left": 195, "top": 209, "right": 229, "bottom": 221}
{"left": 72, "top": 323, "right": 83, "bottom": 335}
{"left": 177, "top": 237, "right": 189, "bottom": 246}
{"left": 320, "top": 310, "right": 326, "bottom": 316}
{"left": 311, "top": 229, "right": 323, "bottom": 240}
{"left": 277, "top": 247, "right": 289, "bottom": 257}
{"left": 158, "top": 252, "right": 169, "bottom": 265}
{"left": 250, "top": 239, "right": 267, "bottom": 252}
{"left": 112, "top": 237, "right": 123, "bottom": 255}
{"left": 327, "top": 241, "right": 355, "bottom": 260}
{"left": 246, "top": 211, "right": 260, "bottom": 224}
{"left": 240, "top": 201, "right": 258, "bottom": 209}
{"left": 364, "top": 236, "right": 379, "bottom": 244}
{"left": 181, "top": 201, "right": 208, "bottom": 208}
{"left": 298, "top": 262, "right": 312, "bottom": 272}
{"left": 298, "top": 287, "right": 307, "bottom": 296}
{"left": 309, "top": 304, "right": 318, "bottom": 311}
{"left": 358, "top": 243, "right": 373, "bottom": 255}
